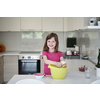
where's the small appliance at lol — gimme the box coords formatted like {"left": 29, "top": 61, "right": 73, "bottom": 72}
{"left": 66, "top": 50, "right": 72, "bottom": 55}
{"left": 89, "top": 17, "right": 97, "bottom": 26}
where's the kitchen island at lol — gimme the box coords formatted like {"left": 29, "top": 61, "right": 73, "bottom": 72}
{"left": 7, "top": 60, "right": 100, "bottom": 84}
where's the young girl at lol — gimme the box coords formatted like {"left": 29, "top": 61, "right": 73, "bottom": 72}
{"left": 42, "top": 33, "right": 67, "bottom": 75}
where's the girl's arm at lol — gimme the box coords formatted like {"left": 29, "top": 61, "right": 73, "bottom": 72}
{"left": 60, "top": 56, "right": 65, "bottom": 61}
{"left": 43, "top": 55, "right": 62, "bottom": 68}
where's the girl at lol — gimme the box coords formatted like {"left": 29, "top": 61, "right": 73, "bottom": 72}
{"left": 42, "top": 33, "right": 67, "bottom": 75}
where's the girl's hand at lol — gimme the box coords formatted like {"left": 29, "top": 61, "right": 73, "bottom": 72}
{"left": 62, "top": 63, "right": 67, "bottom": 68}
{"left": 56, "top": 62, "right": 62, "bottom": 68}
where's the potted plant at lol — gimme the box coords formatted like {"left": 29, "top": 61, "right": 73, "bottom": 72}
{"left": 0, "top": 44, "right": 5, "bottom": 52}
{"left": 96, "top": 48, "right": 100, "bottom": 77}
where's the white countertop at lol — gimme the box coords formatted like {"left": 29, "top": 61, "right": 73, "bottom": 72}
{"left": 7, "top": 60, "right": 100, "bottom": 84}
{"left": 0, "top": 51, "right": 42, "bottom": 57}
{"left": 7, "top": 74, "right": 100, "bottom": 84}
{"left": 0, "top": 51, "right": 20, "bottom": 57}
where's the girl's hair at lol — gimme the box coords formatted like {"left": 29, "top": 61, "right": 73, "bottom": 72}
{"left": 43, "top": 33, "right": 59, "bottom": 52}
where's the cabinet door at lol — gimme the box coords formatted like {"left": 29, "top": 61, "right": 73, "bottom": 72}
{"left": 0, "top": 17, "right": 20, "bottom": 31}
{"left": 0, "top": 56, "right": 4, "bottom": 84}
{"left": 21, "top": 17, "right": 42, "bottom": 31}
{"left": 67, "top": 17, "right": 80, "bottom": 31}
{"left": 0, "top": 57, "right": 3, "bottom": 75}
{"left": 64, "top": 17, "right": 68, "bottom": 31}
{"left": 67, "top": 17, "right": 73, "bottom": 31}
{"left": 4, "top": 55, "right": 18, "bottom": 82}
{"left": 42, "top": 17, "right": 63, "bottom": 31}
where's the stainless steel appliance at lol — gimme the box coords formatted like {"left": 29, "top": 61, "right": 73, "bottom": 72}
{"left": 18, "top": 51, "right": 40, "bottom": 75}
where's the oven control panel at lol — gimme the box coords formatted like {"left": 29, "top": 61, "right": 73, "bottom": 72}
{"left": 19, "top": 55, "right": 40, "bottom": 60}
{"left": 22, "top": 56, "right": 24, "bottom": 59}
{"left": 28, "top": 56, "right": 31, "bottom": 59}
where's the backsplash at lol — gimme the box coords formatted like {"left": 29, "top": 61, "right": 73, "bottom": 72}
{"left": 78, "top": 30, "right": 100, "bottom": 64}
{"left": 0, "top": 32, "right": 57, "bottom": 51}
{"left": 0, "top": 31, "right": 78, "bottom": 52}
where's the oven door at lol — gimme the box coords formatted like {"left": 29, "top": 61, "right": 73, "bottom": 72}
{"left": 18, "top": 59, "right": 40, "bottom": 75}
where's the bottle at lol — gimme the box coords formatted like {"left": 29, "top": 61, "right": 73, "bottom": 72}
{"left": 97, "top": 49, "right": 100, "bottom": 68}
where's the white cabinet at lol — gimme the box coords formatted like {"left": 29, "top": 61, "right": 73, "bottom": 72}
{"left": 4, "top": 55, "right": 18, "bottom": 82}
{"left": 0, "top": 17, "right": 20, "bottom": 31}
{"left": 0, "top": 56, "right": 4, "bottom": 84}
{"left": 20, "top": 17, "right": 42, "bottom": 31}
{"left": 67, "top": 17, "right": 80, "bottom": 31}
{"left": 42, "top": 17, "right": 63, "bottom": 31}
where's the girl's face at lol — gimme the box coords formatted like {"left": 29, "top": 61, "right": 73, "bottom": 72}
{"left": 47, "top": 37, "right": 56, "bottom": 49}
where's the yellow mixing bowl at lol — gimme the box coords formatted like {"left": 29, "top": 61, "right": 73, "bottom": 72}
{"left": 48, "top": 64, "right": 69, "bottom": 80}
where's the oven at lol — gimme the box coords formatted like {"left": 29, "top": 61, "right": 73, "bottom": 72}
{"left": 18, "top": 52, "right": 40, "bottom": 75}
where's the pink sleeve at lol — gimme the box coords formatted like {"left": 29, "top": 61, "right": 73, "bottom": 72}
{"left": 42, "top": 51, "right": 47, "bottom": 56}
{"left": 42, "top": 51, "right": 47, "bottom": 59}
{"left": 58, "top": 51, "right": 63, "bottom": 57}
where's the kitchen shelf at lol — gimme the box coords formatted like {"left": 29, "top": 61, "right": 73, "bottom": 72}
{"left": 65, "top": 53, "right": 80, "bottom": 56}
{"left": 84, "top": 26, "right": 100, "bottom": 29}
{"left": 64, "top": 53, "right": 80, "bottom": 59}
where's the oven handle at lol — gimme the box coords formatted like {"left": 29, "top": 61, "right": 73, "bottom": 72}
{"left": 21, "top": 59, "right": 37, "bottom": 63}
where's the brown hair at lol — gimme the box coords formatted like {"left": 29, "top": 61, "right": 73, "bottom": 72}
{"left": 43, "top": 33, "right": 59, "bottom": 52}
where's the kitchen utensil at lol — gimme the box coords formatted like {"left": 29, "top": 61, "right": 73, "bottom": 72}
{"left": 85, "top": 67, "right": 92, "bottom": 79}
{"left": 74, "top": 51, "right": 77, "bottom": 55}
{"left": 34, "top": 73, "right": 45, "bottom": 79}
{"left": 66, "top": 50, "right": 72, "bottom": 55}
{"left": 15, "top": 79, "right": 45, "bottom": 84}
{"left": 74, "top": 45, "right": 79, "bottom": 53}
{"left": 48, "top": 64, "right": 69, "bottom": 80}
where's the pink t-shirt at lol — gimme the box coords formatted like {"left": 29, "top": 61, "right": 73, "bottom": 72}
{"left": 42, "top": 51, "right": 63, "bottom": 75}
